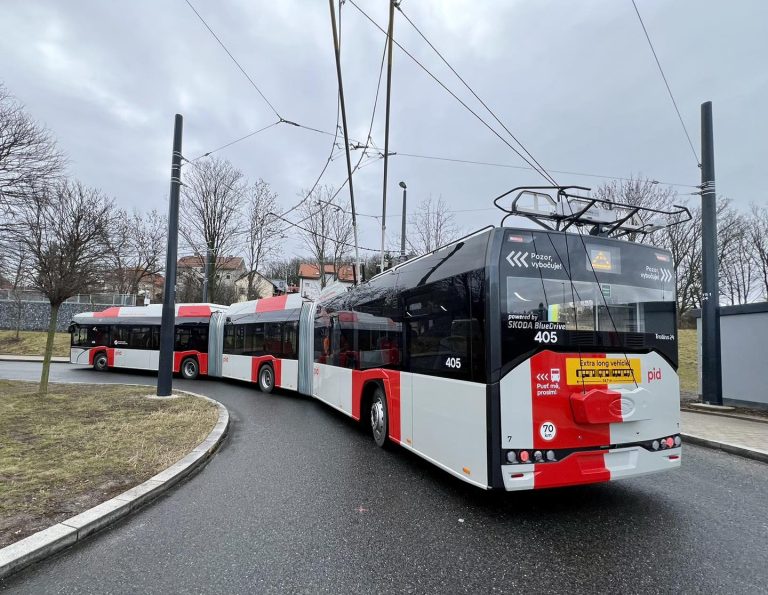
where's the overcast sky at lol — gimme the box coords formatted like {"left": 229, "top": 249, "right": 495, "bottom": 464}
{"left": 1, "top": 0, "right": 766, "bottom": 259}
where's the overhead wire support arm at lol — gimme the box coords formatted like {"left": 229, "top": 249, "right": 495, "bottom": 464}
{"left": 329, "top": 0, "right": 362, "bottom": 284}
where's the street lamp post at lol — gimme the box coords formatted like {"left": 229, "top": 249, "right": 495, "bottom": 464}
{"left": 399, "top": 181, "right": 407, "bottom": 262}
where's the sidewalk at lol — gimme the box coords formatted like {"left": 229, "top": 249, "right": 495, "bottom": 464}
{"left": 681, "top": 410, "right": 768, "bottom": 464}
{"left": 0, "top": 355, "right": 69, "bottom": 363}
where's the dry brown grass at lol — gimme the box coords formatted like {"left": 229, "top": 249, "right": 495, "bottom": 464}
{"left": 0, "top": 380, "right": 218, "bottom": 547}
{"left": 0, "top": 330, "right": 70, "bottom": 357}
{"left": 678, "top": 328, "right": 697, "bottom": 394}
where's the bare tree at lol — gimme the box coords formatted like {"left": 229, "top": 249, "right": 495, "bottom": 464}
{"left": 243, "top": 179, "right": 279, "bottom": 299}
{"left": 9, "top": 244, "right": 31, "bottom": 340}
{"left": 180, "top": 158, "right": 245, "bottom": 302}
{"left": 0, "top": 84, "right": 64, "bottom": 215}
{"left": 409, "top": 195, "right": 460, "bottom": 254}
{"left": 11, "top": 180, "right": 112, "bottom": 393}
{"left": 298, "top": 186, "right": 335, "bottom": 289}
{"left": 264, "top": 257, "right": 301, "bottom": 288}
{"left": 329, "top": 199, "right": 354, "bottom": 281}
{"left": 594, "top": 175, "right": 678, "bottom": 243}
{"left": 749, "top": 203, "right": 768, "bottom": 300}
{"left": 717, "top": 203, "right": 755, "bottom": 305}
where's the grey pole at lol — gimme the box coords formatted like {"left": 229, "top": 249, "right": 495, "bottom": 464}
{"left": 399, "top": 181, "right": 407, "bottom": 261}
{"left": 157, "top": 114, "right": 183, "bottom": 397}
{"left": 700, "top": 101, "right": 723, "bottom": 405}
{"left": 380, "top": 0, "right": 396, "bottom": 273}
{"left": 329, "top": 0, "right": 362, "bottom": 284}
{"left": 201, "top": 248, "right": 209, "bottom": 303}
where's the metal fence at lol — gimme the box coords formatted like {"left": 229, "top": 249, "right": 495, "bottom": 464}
{"left": 0, "top": 289, "right": 136, "bottom": 306}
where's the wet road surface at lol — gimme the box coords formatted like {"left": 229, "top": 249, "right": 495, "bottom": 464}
{"left": 1, "top": 362, "right": 767, "bottom": 593}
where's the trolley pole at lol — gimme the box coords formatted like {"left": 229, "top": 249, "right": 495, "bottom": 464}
{"left": 700, "top": 101, "right": 723, "bottom": 406}
{"left": 380, "top": 0, "right": 396, "bottom": 272}
{"left": 157, "top": 114, "right": 183, "bottom": 397}
{"left": 399, "top": 181, "right": 407, "bottom": 261}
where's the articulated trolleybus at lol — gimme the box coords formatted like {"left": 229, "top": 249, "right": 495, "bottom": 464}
{"left": 70, "top": 187, "right": 688, "bottom": 491}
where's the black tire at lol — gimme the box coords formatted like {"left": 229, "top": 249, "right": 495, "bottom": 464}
{"left": 369, "top": 385, "right": 389, "bottom": 448}
{"left": 180, "top": 357, "right": 199, "bottom": 380}
{"left": 93, "top": 352, "right": 108, "bottom": 372}
{"left": 258, "top": 363, "right": 274, "bottom": 394}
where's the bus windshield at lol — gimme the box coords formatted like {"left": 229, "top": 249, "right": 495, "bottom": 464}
{"left": 500, "top": 229, "right": 677, "bottom": 366}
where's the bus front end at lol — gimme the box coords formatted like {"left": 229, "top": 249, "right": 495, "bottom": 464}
{"left": 496, "top": 229, "right": 681, "bottom": 490}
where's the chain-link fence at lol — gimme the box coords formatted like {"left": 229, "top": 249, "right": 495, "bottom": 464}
{"left": 0, "top": 290, "right": 136, "bottom": 306}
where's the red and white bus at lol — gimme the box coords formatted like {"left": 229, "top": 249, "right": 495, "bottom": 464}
{"left": 69, "top": 303, "right": 225, "bottom": 379}
{"left": 70, "top": 194, "right": 685, "bottom": 491}
{"left": 219, "top": 293, "right": 303, "bottom": 392}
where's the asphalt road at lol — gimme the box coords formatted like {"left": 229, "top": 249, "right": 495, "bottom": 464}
{"left": 2, "top": 362, "right": 767, "bottom": 594}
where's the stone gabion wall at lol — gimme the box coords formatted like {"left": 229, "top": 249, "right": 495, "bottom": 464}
{"left": 0, "top": 301, "right": 106, "bottom": 332}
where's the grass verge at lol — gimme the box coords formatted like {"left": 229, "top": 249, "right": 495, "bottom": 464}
{"left": 0, "top": 380, "right": 218, "bottom": 548}
{"left": 0, "top": 330, "right": 70, "bottom": 357}
{"left": 678, "top": 328, "right": 697, "bottom": 395}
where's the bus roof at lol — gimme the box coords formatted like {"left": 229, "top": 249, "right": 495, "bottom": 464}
{"left": 71, "top": 303, "right": 227, "bottom": 326}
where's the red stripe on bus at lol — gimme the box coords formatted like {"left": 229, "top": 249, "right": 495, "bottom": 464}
{"left": 250, "top": 355, "right": 281, "bottom": 387}
{"left": 94, "top": 307, "right": 121, "bottom": 318}
{"left": 255, "top": 295, "right": 288, "bottom": 312}
{"left": 529, "top": 351, "right": 611, "bottom": 450}
{"left": 351, "top": 370, "right": 401, "bottom": 443}
{"left": 173, "top": 350, "right": 207, "bottom": 374}
{"left": 177, "top": 305, "right": 212, "bottom": 318}
{"left": 106, "top": 348, "right": 115, "bottom": 367}
{"left": 533, "top": 451, "right": 610, "bottom": 489}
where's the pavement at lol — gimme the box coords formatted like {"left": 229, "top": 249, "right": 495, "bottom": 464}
{"left": 1, "top": 362, "right": 767, "bottom": 593}
{"left": 681, "top": 410, "right": 768, "bottom": 463}
{"left": 0, "top": 355, "right": 68, "bottom": 363}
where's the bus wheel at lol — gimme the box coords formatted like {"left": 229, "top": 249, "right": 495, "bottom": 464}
{"left": 93, "top": 352, "right": 108, "bottom": 372}
{"left": 370, "top": 385, "right": 388, "bottom": 448}
{"left": 181, "top": 357, "right": 199, "bottom": 380}
{"left": 258, "top": 364, "right": 274, "bottom": 394}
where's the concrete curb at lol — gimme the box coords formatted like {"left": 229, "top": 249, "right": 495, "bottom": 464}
{"left": 0, "top": 355, "right": 69, "bottom": 363}
{"left": 682, "top": 433, "right": 768, "bottom": 465}
{"left": 681, "top": 406, "right": 768, "bottom": 425}
{"left": 0, "top": 388, "right": 229, "bottom": 580}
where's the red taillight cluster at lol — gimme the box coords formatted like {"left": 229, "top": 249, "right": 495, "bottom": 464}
{"left": 652, "top": 435, "right": 681, "bottom": 450}
{"left": 506, "top": 449, "right": 557, "bottom": 464}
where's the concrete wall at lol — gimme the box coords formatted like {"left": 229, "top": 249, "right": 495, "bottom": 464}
{"left": 696, "top": 302, "right": 768, "bottom": 409}
{"left": 0, "top": 301, "right": 102, "bottom": 332}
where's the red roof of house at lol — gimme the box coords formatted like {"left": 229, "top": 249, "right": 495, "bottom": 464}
{"left": 298, "top": 263, "right": 355, "bottom": 282}
{"left": 178, "top": 255, "right": 244, "bottom": 270}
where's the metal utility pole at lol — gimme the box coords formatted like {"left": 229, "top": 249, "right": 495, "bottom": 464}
{"left": 380, "top": 0, "right": 396, "bottom": 272}
{"left": 700, "top": 101, "right": 723, "bottom": 406}
{"left": 399, "top": 181, "right": 407, "bottom": 261}
{"left": 201, "top": 249, "right": 209, "bottom": 302}
{"left": 157, "top": 114, "right": 183, "bottom": 397}
{"left": 329, "top": 0, "right": 362, "bottom": 284}
{"left": 201, "top": 246, "right": 213, "bottom": 302}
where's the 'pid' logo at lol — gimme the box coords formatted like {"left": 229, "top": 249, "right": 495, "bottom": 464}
{"left": 647, "top": 368, "right": 662, "bottom": 383}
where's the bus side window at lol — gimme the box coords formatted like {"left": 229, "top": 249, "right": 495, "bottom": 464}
{"left": 405, "top": 275, "right": 472, "bottom": 380}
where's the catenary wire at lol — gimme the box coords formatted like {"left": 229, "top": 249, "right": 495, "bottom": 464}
{"left": 396, "top": 4, "right": 555, "bottom": 188}
{"left": 630, "top": 0, "right": 700, "bottom": 166}
{"left": 183, "top": 0, "right": 282, "bottom": 120}
{"left": 188, "top": 121, "right": 281, "bottom": 161}
{"left": 347, "top": 0, "right": 557, "bottom": 186}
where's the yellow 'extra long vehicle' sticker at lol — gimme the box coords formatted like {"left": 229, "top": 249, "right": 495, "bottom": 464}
{"left": 566, "top": 357, "right": 643, "bottom": 385}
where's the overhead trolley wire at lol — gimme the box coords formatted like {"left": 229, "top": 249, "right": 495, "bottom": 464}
{"left": 391, "top": 151, "right": 700, "bottom": 189}
{"left": 346, "top": 0, "right": 557, "bottom": 186}
{"left": 188, "top": 120, "right": 281, "bottom": 161}
{"left": 395, "top": 4, "right": 556, "bottom": 187}
{"left": 630, "top": 0, "right": 700, "bottom": 166}
{"left": 183, "top": 0, "right": 282, "bottom": 120}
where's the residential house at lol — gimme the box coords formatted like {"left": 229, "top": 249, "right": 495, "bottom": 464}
{"left": 177, "top": 255, "right": 246, "bottom": 303}
{"left": 298, "top": 263, "right": 355, "bottom": 300}
{"left": 234, "top": 270, "right": 278, "bottom": 302}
